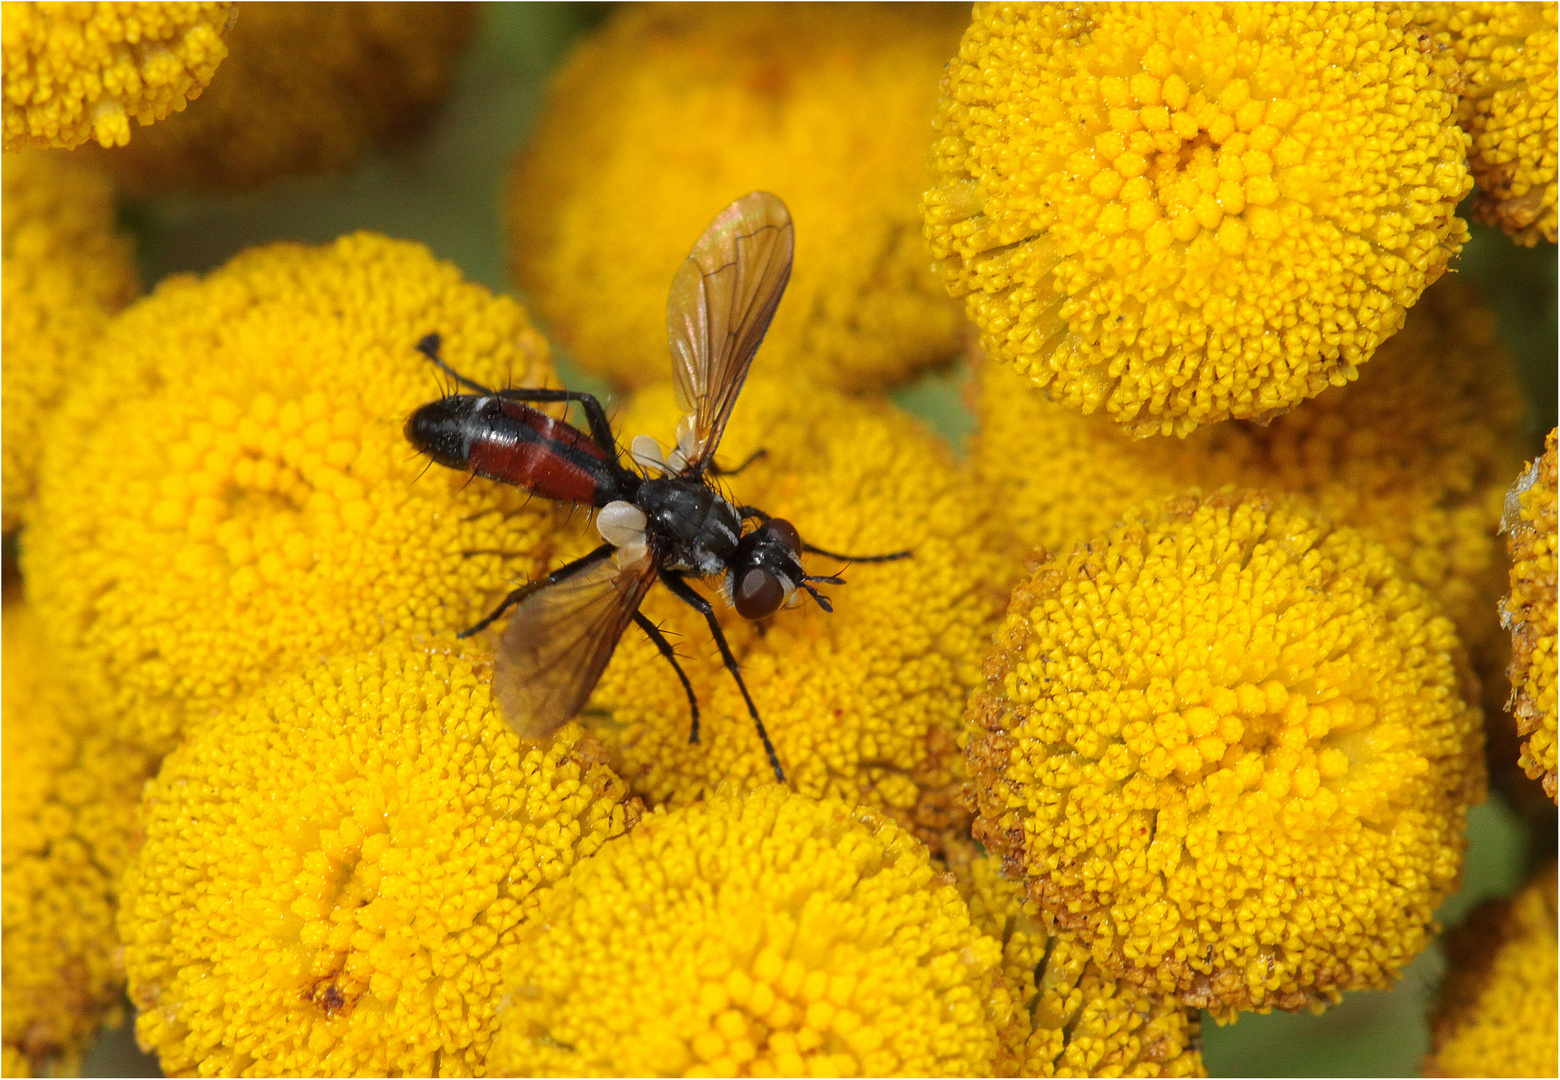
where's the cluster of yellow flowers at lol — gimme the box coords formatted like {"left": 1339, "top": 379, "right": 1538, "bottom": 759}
{"left": 1504, "top": 430, "right": 1558, "bottom": 801}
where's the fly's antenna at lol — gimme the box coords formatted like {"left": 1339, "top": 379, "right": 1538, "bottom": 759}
{"left": 800, "top": 580, "right": 834, "bottom": 612}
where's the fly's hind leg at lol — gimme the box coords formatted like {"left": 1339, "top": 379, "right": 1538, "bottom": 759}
{"left": 459, "top": 543, "right": 614, "bottom": 639}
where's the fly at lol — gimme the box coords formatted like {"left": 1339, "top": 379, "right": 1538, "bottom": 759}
{"left": 404, "top": 191, "right": 908, "bottom": 781}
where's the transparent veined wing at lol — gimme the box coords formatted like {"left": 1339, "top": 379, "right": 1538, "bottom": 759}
{"left": 666, "top": 191, "right": 794, "bottom": 473}
{"left": 492, "top": 545, "right": 659, "bottom": 740}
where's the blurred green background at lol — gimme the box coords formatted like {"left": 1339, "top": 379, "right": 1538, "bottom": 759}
{"left": 87, "top": 5, "right": 1557, "bottom": 1076}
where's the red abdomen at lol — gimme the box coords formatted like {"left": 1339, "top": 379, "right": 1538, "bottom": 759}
{"left": 466, "top": 399, "right": 611, "bottom": 504}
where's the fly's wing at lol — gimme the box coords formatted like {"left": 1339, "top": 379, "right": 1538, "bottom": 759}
{"left": 491, "top": 546, "right": 658, "bottom": 740}
{"left": 666, "top": 191, "right": 794, "bottom": 473}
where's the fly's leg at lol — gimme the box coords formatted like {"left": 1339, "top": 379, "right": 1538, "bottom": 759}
{"left": 708, "top": 448, "right": 767, "bottom": 477}
{"left": 660, "top": 572, "right": 785, "bottom": 782}
{"left": 633, "top": 612, "right": 701, "bottom": 744}
{"left": 459, "top": 543, "right": 614, "bottom": 639}
{"left": 800, "top": 543, "right": 912, "bottom": 563}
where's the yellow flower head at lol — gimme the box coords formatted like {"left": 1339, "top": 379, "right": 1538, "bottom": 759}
{"left": 2, "top": 1, "right": 231, "bottom": 150}
{"left": 490, "top": 786, "right": 1007, "bottom": 1078}
{"left": 1421, "top": 2, "right": 1558, "bottom": 246}
{"left": 924, "top": 2, "right": 1473, "bottom": 436}
{"left": 22, "top": 233, "right": 562, "bottom": 755}
{"left": 508, "top": 2, "right": 968, "bottom": 394}
{"left": 1424, "top": 865, "right": 1558, "bottom": 1077}
{"left": 1503, "top": 428, "right": 1558, "bottom": 802}
{"left": 970, "top": 276, "right": 1527, "bottom": 691}
{"left": 945, "top": 845, "right": 1205, "bottom": 1078}
{"left": 966, "top": 491, "right": 1484, "bottom": 1019}
{"left": 2, "top": 603, "right": 156, "bottom": 1076}
{"left": 120, "top": 638, "right": 638, "bottom": 1078}
{"left": 565, "top": 375, "right": 1015, "bottom": 848}
{"left": 94, "top": 1, "right": 478, "bottom": 195}
{"left": 2, "top": 149, "right": 138, "bottom": 533}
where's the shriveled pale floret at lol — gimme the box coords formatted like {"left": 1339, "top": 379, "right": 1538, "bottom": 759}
{"left": 2, "top": 1, "right": 230, "bottom": 150}
{"left": 2, "top": 149, "right": 138, "bottom": 533}
{"left": 565, "top": 375, "right": 1016, "bottom": 849}
{"left": 1502, "top": 429, "right": 1558, "bottom": 801}
{"left": 490, "top": 786, "right": 1007, "bottom": 1078}
{"left": 924, "top": 2, "right": 1473, "bottom": 436}
{"left": 23, "top": 233, "right": 564, "bottom": 755}
{"left": 1424, "top": 865, "right": 1558, "bottom": 1077}
{"left": 94, "top": 1, "right": 477, "bottom": 195}
{"left": 120, "top": 639, "right": 638, "bottom": 1078}
{"left": 2, "top": 604, "right": 156, "bottom": 1076}
{"left": 966, "top": 492, "right": 1484, "bottom": 1019}
{"left": 509, "top": 2, "right": 968, "bottom": 394}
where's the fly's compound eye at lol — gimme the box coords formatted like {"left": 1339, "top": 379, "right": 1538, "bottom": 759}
{"left": 735, "top": 567, "right": 786, "bottom": 619}
{"left": 765, "top": 517, "right": 802, "bottom": 555}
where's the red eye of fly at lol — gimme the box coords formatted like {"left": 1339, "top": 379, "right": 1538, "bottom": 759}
{"left": 735, "top": 568, "right": 785, "bottom": 619}
{"left": 766, "top": 517, "right": 801, "bottom": 555}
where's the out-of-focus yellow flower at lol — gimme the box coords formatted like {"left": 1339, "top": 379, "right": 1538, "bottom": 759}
{"left": 23, "top": 233, "right": 562, "bottom": 755}
{"left": 1420, "top": 2, "right": 1558, "bottom": 245}
{"left": 490, "top": 786, "right": 1006, "bottom": 1078}
{"left": 924, "top": 3, "right": 1473, "bottom": 437}
{"left": 2, "top": 603, "right": 156, "bottom": 1076}
{"left": 944, "top": 845, "right": 1205, "bottom": 1078}
{"left": 1502, "top": 429, "right": 1558, "bottom": 802}
{"left": 92, "top": 1, "right": 476, "bottom": 195}
{"left": 120, "top": 638, "right": 638, "bottom": 1078}
{"left": 966, "top": 491, "right": 1484, "bottom": 1019}
{"left": 559, "top": 375, "right": 1016, "bottom": 849}
{"left": 1, "top": 149, "right": 138, "bottom": 533}
{"left": 508, "top": 2, "right": 968, "bottom": 394}
{"left": 1424, "top": 865, "right": 1558, "bottom": 1077}
{"left": 2, "top": 1, "right": 230, "bottom": 150}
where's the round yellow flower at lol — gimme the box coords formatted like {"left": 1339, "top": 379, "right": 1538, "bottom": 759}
{"left": 966, "top": 491, "right": 1484, "bottom": 1019}
{"left": 23, "top": 233, "right": 562, "bottom": 755}
{"left": 2, "top": 603, "right": 156, "bottom": 1076}
{"left": 491, "top": 786, "right": 1007, "bottom": 1078}
{"left": 554, "top": 375, "right": 1015, "bottom": 849}
{"left": 94, "top": 1, "right": 477, "bottom": 195}
{"left": 924, "top": 2, "right": 1473, "bottom": 436}
{"left": 2, "top": 149, "right": 138, "bottom": 533}
{"left": 2, "top": 1, "right": 231, "bottom": 151}
{"left": 1503, "top": 428, "right": 1558, "bottom": 802}
{"left": 120, "top": 638, "right": 638, "bottom": 1077}
{"left": 508, "top": 2, "right": 968, "bottom": 394}
{"left": 1421, "top": 2, "right": 1558, "bottom": 246}
{"left": 1424, "top": 865, "right": 1558, "bottom": 1077}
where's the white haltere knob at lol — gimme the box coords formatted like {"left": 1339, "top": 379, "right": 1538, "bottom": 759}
{"left": 597, "top": 500, "right": 648, "bottom": 548}
{"left": 630, "top": 434, "right": 669, "bottom": 474}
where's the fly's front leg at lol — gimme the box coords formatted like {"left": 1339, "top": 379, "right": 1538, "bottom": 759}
{"left": 633, "top": 613, "right": 701, "bottom": 744}
{"left": 708, "top": 448, "right": 767, "bottom": 477}
{"left": 459, "top": 543, "right": 614, "bottom": 639}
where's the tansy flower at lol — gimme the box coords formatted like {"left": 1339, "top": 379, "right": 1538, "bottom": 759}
{"left": 1502, "top": 428, "right": 1558, "bottom": 802}
{"left": 508, "top": 2, "right": 968, "bottom": 394}
{"left": 923, "top": 3, "right": 1473, "bottom": 436}
{"left": 2, "top": 603, "right": 157, "bottom": 1076}
{"left": 1424, "top": 864, "right": 1558, "bottom": 1077}
{"left": 2, "top": 1, "right": 231, "bottom": 150}
{"left": 1, "top": 149, "right": 138, "bottom": 533}
{"left": 22, "top": 233, "right": 562, "bottom": 755}
{"left": 119, "top": 638, "right": 638, "bottom": 1078}
{"left": 966, "top": 491, "right": 1484, "bottom": 1019}
{"left": 490, "top": 786, "right": 1007, "bottom": 1078}
{"left": 1419, "top": 2, "right": 1558, "bottom": 246}
{"left": 94, "top": 1, "right": 477, "bottom": 195}
{"left": 944, "top": 845, "right": 1205, "bottom": 1078}
{"left": 560, "top": 374, "right": 1016, "bottom": 849}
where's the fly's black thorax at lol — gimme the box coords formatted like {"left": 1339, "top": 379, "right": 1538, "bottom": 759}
{"left": 636, "top": 477, "right": 742, "bottom": 577}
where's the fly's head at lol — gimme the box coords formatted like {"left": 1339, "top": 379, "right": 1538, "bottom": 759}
{"left": 728, "top": 517, "right": 815, "bottom": 619}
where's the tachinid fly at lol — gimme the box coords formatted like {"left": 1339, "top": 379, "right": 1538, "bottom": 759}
{"left": 404, "top": 191, "right": 908, "bottom": 781}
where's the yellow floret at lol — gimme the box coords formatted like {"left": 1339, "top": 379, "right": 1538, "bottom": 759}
{"left": 3, "top": 603, "right": 156, "bottom": 1076}
{"left": 119, "top": 638, "right": 638, "bottom": 1077}
{"left": 945, "top": 845, "right": 1206, "bottom": 1078}
{"left": 2, "top": 149, "right": 138, "bottom": 533}
{"left": 559, "top": 375, "right": 1016, "bottom": 849}
{"left": 924, "top": 2, "right": 1473, "bottom": 436}
{"left": 966, "top": 491, "right": 1484, "bottom": 1019}
{"left": 490, "top": 786, "right": 1007, "bottom": 1077}
{"left": 1420, "top": 2, "right": 1558, "bottom": 245}
{"left": 22, "top": 233, "right": 563, "bottom": 755}
{"left": 2, "top": 1, "right": 230, "bottom": 150}
{"left": 94, "top": 1, "right": 477, "bottom": 195}
{"left": 509, "top": 2, "right": 968, "bottom": 394}
{"left": 1502, "top": 429, "right": 1558, "bottom": 802}
{"left": 1424, "top": 865, "right": 1558, "bottom": 1076}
